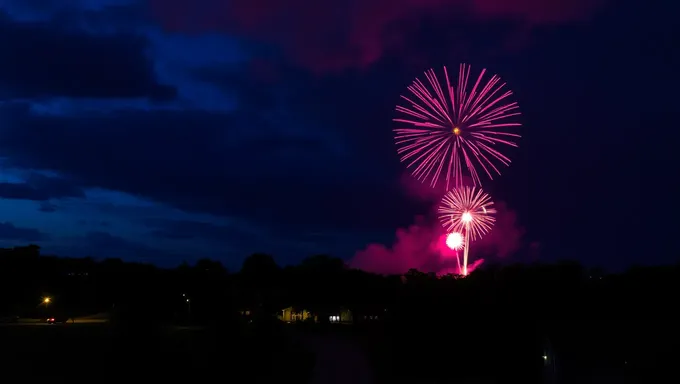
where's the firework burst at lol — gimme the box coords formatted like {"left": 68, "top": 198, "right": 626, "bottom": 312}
{"left": 394, "top": 63, "right": 521, "bottom": 189}
{"left": 438, "top": 186, "right": 496, "bottom": 275}
{"left": 445, "top": 232, "right": 464, "bottom": 250}
{"left": 439, "top": 186, "right": 496, "bottom": 240}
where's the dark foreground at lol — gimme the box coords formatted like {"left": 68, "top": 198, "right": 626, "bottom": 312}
{"left": 1, "top": 321, "right": 676, "bottom": 384}
{"left": 0, "top": 322, "right": 315, "bottom": 382}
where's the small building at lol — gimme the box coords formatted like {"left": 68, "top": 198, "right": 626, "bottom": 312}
{"left": 279, "top": 307, "right": 355, "bottom": 323}
{"left": 279, "top": 307, "right": 317, "bottom": 323}
{"left": 328, "top": 308, "right": 353, "bottom": 323}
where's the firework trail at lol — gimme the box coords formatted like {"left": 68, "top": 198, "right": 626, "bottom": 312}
{"left": 438, "top": 186, "right": 496, "bottom": 275}
{"left": 394, "top": 64, "right": 521, "bottom": 189}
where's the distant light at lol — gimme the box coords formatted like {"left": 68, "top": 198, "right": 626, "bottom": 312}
{"left": 186, "top": 299, "right": 190, "bottom": 303}
{"left": 543, "top": 355, "right": 548, "bottom": 360}
{"left": 43, "top": 297, "right": 51, "bottom": 304}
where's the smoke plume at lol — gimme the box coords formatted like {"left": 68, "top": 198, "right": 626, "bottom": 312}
{"left": 350, "top": 175, "right": 524, "bottom": 275}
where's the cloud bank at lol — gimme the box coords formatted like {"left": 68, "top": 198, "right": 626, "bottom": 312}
{"left": 150, "top": 0, "right": 605, "bottom": 73}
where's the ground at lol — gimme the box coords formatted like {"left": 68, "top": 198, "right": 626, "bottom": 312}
{"left": 296, "top": 330, "right": 374, "bottom": 384}
{"left": 0, "top": 322, "right": 631, "bottom": 383}
{"left": 0, "top": 321, "right": 313, "bottom": 381}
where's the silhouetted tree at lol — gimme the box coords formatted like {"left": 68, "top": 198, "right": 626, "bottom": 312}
{"left": 1, "top": 244, "right": 680, "bottom": 381}
{"left": 293, "top": 255, "right": 346, "bottom": 322}
{"left": 237, "top": 253, "right": 281, "bottom": 319}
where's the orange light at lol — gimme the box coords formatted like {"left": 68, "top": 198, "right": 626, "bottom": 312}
{"left": 453, "top": 127, "right": 461, "bottom": 135}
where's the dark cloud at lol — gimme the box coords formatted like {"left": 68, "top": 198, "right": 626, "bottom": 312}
{"left": 144, "top": 218, "right": 258, "bottom": 242}
{"left": 0, "top": 12, "right": 175, "bottom": 100}
{"left": 38, "top": 202, "right": 58, "bottom": 212}
{"left": 82, "top": 231, "right": 179, "bottom": 264}
{"left": 0, "top": 173, "right": 84, "bottom": 201}
{"left": 0, "top": 222, "right": 48, "bottom": 241}
{"left": 76, "top": 220, "right": 111, "bottom": 227}
{"left": 149, "top": 0, "right": 605, "bottom": 73}
{"left": 31, "top": 230, "right": 208, "bottom": 267}
{"left": 85, "top": 231, "right": 137, "bottom": 249}
{"left": 469, "top": 0, "right": 606, "bottom": 22}
{"left": 190, "top": 63, "right": 281, "bottom": 108}
{"left": 0, "top": 105, "right": 424, "bottom": 232}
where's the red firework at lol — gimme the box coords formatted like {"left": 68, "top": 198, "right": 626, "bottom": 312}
{"left": 394, "top": 64, "right": 521, "bottom": 189}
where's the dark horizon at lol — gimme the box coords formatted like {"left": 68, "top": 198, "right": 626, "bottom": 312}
{"left": 0, "top": 0, "right": 677, "bottom": 272}
{"left": 3, "top": 243, "right": 675, "bottom": 276}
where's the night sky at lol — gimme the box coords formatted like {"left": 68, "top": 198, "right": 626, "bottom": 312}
{"left": 0, "top": 0, "right": 676, "bottom": 271}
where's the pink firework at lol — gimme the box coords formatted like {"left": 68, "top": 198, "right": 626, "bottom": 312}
{"left": 394, "top": 64, "right": 521, "bottom": 189}
{"left": 438, "top": 186, "right": 496, "bottom": 241}
{"left": 438, "top": 186, "right": 496, "bottom": 275}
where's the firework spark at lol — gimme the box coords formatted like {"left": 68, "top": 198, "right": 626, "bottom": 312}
{"left": 445, "top": 232, "right": 464, "bottom": 250}
{"left": 438, "top": 186, "right": 496, "bottom": 240}
{"left": 394, "top": 64, "right": 521, "bottom": 189}
{"left": 445, "top": 231, "right": 464, "bottom": 275}
{"left": 438, "top": 186, "right": 496, "bottom": 275}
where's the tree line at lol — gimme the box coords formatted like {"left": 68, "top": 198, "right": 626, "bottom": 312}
{"left": 1, "top": 244, "right": 678, "bottom": 382}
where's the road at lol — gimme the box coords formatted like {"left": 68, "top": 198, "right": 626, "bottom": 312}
{"left": 296, "top": 331, "right": 374, "bottom": 384}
